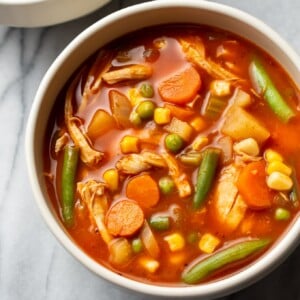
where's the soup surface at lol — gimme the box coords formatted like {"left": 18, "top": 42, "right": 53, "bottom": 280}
{"left": 44, "top": 24, "right": 300, "bottom": 285}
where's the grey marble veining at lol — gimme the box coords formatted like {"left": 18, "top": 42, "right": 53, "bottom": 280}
{"left": 0, "top": 0, "right": 299, "bottom": 299}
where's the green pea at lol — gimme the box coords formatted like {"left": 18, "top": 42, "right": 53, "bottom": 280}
{"left": 159, "top": 176, "right": 175, "bottom": 195}
{"left": 274, "top": 207, "right": 291, "bottom": 221}
{"left": 149, "top": 216, "right": 170, "bottom": 231}
{"left": 136, "top": 101, "right": 155, "bottom": 120}
{"left": 165, "top": 133, "right": 184, "bottom": 153}
{"left": 187, "top": 232, "right": 199, "bottom": 244}
{"left": 129, "top": 111, "right": 142, "bottom": 126}
{"left": 132, "top": 238, "right": 143, "bottom": 253}
{"left": 140, "top": 83, "right": 154, "bottom": 98}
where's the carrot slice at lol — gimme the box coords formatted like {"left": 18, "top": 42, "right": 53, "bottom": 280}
{"left": 106, "top": 199, "right": 144, "bottom": 236}
{"left": 164, "top": 104, "right": 195, "bottom": 121}
{"left": 158, "top": 66, "right": 201, "bottom": 104}
{"left": 126, "top": 174, "right": 160, "bottom": 208}
{"left": 237, "top": 161, "right": 274, "bottom": 210}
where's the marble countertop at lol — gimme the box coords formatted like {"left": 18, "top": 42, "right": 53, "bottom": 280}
{"left": 1, "top": 0, "right": 300, "bottom": 299}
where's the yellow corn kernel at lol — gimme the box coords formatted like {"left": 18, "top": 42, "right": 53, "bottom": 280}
{"left": 120, "top": 136, "right": 140, "bottom": 154}
{"left": 198, "top": 233, "right": 221, "bottom": 254}
{"left": 233, "top": 138, "right": 260, "bottom": 157}
{"left": 266, "top": 161, "right": 292, "bottom": 176}
{"left": 154, "top": 107, "right": 171, "bottom": 125}
{"left": 190, "top": 116, "right": 206, "bottom": 132}
{"left": 210, "top": 80, "right": 231, "bottom": 97}
{"left": 267, "top": 172, "right": 293, "bottom": 191}
{"left": 192, "top": 136, "right": 209, "bottom": 151}
{"left": 265, "top": 149, "right": 283, "bottom": 163}
{"left": 103, "top": 168, "right": 119, "bottom": 191}
{"left": 164, "top": 233, "right": 185, "bottom": 252}
{"left": 139, "top": 256, "right": 160, "bottom": 273}
{"left": 128, "top": 88, "right": 144, "bottom": 106}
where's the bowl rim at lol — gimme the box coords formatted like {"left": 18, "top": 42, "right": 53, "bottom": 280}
{"left": 26, "top": 0, "right": 300, "bottom": 298}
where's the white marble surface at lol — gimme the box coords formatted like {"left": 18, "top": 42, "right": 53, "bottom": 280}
{"left": 1, "top": 0, "right": 300, "bottom": 299}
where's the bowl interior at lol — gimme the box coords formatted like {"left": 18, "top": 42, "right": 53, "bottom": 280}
{"left": 26, "top": 1, "right": 300, "bottom": 298}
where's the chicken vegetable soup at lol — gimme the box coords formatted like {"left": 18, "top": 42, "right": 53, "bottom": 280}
{"left": 44, "top": 25, "right": 300, "bottom": 285}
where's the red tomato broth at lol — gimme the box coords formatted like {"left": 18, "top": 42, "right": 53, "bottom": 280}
{"left": 43, "top": 24, "right": 300, "bottom": 285}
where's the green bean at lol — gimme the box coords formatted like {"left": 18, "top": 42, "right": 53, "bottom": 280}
{"left": 158, "top": 176, "right": 175, "bottom": 195}
{"left": 250, "top": 58, "right": 295, "bottom": 123}
{"left": 61, "top": 145, "right": 79, "bottom": 227}
{"left": 165, "top": 133, "right": 184, "bottom": 153}
{"left": 290, "top": 164, "right": 300, "bottom": 206}
{"left": 149, "top": 216, "right": 170, "bottom": 231}
{"left": 193, "top": 148, "right": 221, "bottom": 209}
{"left": 182, "top": 238, "right": 270, "bottom": 284}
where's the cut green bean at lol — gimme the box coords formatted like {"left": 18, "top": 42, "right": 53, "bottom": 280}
{"left": 179, "top": 152, "right": 202, "bottom": 166}
{"left": 250, "top": 58, "right": 295, "bottom": 123}
{"left": 182, "top": 238, "right": 270, "bottom": 284}
{"left": 193, "top": 148, "right": 221, "bottom": 209}
{"left": 149, "top": 216, "right": 170, "bottom": 231}
{"left": 61, "top": 145, "right": 79, "bottom": 227}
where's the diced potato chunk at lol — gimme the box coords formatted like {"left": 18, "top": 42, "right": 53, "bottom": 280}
{"left": 233, "top": 88, "right": 252, "bottom": 107}
{"left": 139, "top": 256, "right": 160, "bottom": 273}
{"left": 109, "top": 238, "right": 132, "bottom": 265}
{"left": 164, "top": 117, "right": 193, "bottom": 142}
{"left": 154, "top": 107, "right": 171, "bottom": 125}
{"left": 198, "top": 233, "right": 221, "bottom": 254}
{"left": 164, "top": 233, "right": 185, "bottom": 252}
{"left": 120, "top": 136, "right": 140, "bottom": 154}
{"left": 221, "top": 106, "right": 270, "bottom": 144}
{"left": 87, "top": 109, "right": 116, "bottom": 139}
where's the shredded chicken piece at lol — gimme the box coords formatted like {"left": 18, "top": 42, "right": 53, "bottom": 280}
{"left": 162, "top": 152, "right": 192, "bottom": 198}
{"left": 179, "top": 37, "right": 241, "bottom": 81}
{"left": 65, "top": 77, "right": 104, "bottom": 167}
{"left": 102, "top": 64, "right": 153, "bottom": 85}
{"left": 116, "top": 151, "right": 166, "bottom": 174}
{"left": 79, "top": 51, "right": 113, "bottom": 112}
{"left": 77, "top": 180, "right": 112, "bottom": 244}
{"left": 212, "top": 164, "right": 247, "bottom": 233}
{"left": 54, "top": 133, "right": 69, "bottom": 153}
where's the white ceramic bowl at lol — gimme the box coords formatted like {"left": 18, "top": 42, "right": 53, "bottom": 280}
{"left": 0, "top": 0, "right": 111, "bottom": 27}
{"left": 26, "top": 0, "right": 300, "bottom": 298}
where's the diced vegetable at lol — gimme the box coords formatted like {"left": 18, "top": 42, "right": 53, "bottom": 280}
{"left": 132, "top": 238, "right": 143, "bottom": 253}
{"left": 158, "top": 66, "right": 201, "bottom": 104}
{"left": 165, "top": 103, "right": 195, "bottom": 120}
{"left": 87, "top": 109, "right": 116, "bottom": 139}
{"left": 109, "top": 238, "right": 132, "bottom": 265}
{"left": 179, "top": 151, "right": 202, "bottom": 166}
{"left": 139, "top": 256, "right": 160, "bottom": 273}
{"left": 61, "top": 145, "right": 79, "bottom": 226}
{"left": 150, "top": 216, "right": 170, "bottom": 231}
{"left": 126, "top": 174, "right": 160, "bottom": 208}
{"left": 266, "top": 161, "right": 292, "bottom": 176}
{"left": 103, "top": 168, "right": 119, "bottom": 191}
{"left": 136, "top": 100, "right": 156, "bottom": 120}
{"left": 109, "top": 90, "right": 132, "bottom": 128}
{"left": 250, "top": 58, "right": 295, "bottom": 123}
{"left": 164, "top": 233, "right": 185, "bottom": 252}
{"left": 217, "top": 136, "right": 233, "bottom": 165}
{"left": 140, "top": 82, "right": 154, "bottom": 98}
{"left": 237, "top": 161, "right": 273, "bottom": 209}
{"left": 190, "top": 116, "right": 206, "bottom": 132}
{"left": 182, "top": 238, "right": 270, "bottom": 284}
{"left": 221, "top": 106, "right": 270, "bottom": 144}
{"left": 232, "top": 88, "right": 252, "bottom": 107}
{"left": 274, "top": 208, "right": 291, "bottom": 221}
{"left": 266, "top": 172, "right": 293, "bottom": 191}
{"left": 192, "top": 136, "right": 209, "bottom": 151}
{"left": 105, "top": 199, "right": 144, "bottom": 236}
{"left": 233, "top": 138, "right": 260, "bottom": 157}
{"left": 165, "top": 133, "right": 184, "bottom": 153}
{"left": 129, "top": 111, "right": 142, "bottom": 127}
{"left": 202, "top": 93, "right": 227, "bottom": 119}
{"left": 164, "top": 117, "right": 194, "bottom": 142}
{"left": 154, "top": 107, "right": 171, "bottom": 125}
{"left": 140, "top": 221, "right": 160, "bottom": 258}
{"left": 198, "top": 233, "right": 221, "bottom": 254}
{"left": 210, "top": 80, "right": 231, "bottom": 97}
{"left": 193, "top": 148, "right": 221, "bottom": 209}
{"left": 158, "top": 176, "right": 175, "bottom": 195}
{"left": 120, "top": 135, "right": 140, "bottom": 154}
